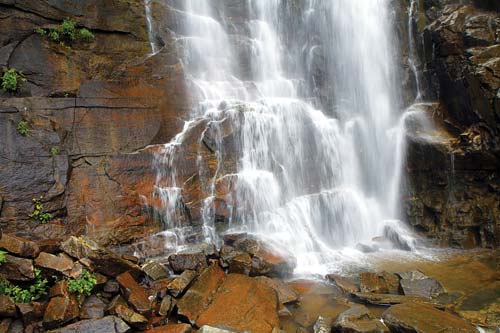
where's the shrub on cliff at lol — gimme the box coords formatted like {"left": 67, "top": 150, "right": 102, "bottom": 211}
{"left": 67, "top": 269, "right": 97, "bottom": 297}
{"left": 29, "top": 196, "right": 53, "bottom": 223}
{"left": 0, "top": 269, "right": 48, "bottom": 303}
{"left": 1, "top": 69, "right": 25, "bottom": 92}
{"left": 36, "top": 19, "right": 94, "bottom": 46}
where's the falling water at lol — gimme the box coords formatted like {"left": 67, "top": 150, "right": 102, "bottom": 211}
{"left": 153, "top": 0, "right": 419, "bottom": 273}
{"left": 144, "top": 0, "right": 158, "bottom": 54}
{"left": 408, "top": 0, "right": 423, "bottom": 101}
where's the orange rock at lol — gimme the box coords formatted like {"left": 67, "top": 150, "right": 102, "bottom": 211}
{"left": 143, "top": 323, "right": 192, "bottom": 333}
{"left": 196, "top": 274, "right": 279, "bottom": 333}
{"left": 116, "top": 272, "right": 151, "bottom": 315}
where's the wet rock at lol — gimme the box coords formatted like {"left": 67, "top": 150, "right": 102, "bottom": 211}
{"left": 382, "top": 303, "right": 478, "bottom": 333}
{"left": 0, "top": 234, "right": 40, "bottom": 258}
{"left": 43, "top": 296, "right": 79, "bottom": 329}
{"left": 158, "top": 295, "right": 173, "bottom": 317}
{"left": 0, "top": 254, "right": 34, "bottom": 281}
{"left": 223, "top": 233, "right": 248, "bottom": 246}
{"left": 0, "top": 295, "right": 16, "bottom": 317}
{"left": 254, "top": 276, "right": 298, "bottom": 304}
{"left": 359, "top": 272, "right": 399, "bottom": 294}
{"left": 60, "top": 237, "right": 141, "bottom": 277}
{"left": 196, "top": 274, "right": 280, "bottom": 333}
{"left": 35, "top": 252, "right": 75, "bottom": 277}
{"left": 48, "top": 315, "right": 131, "bottom": 333}
{"left": 177, "top": 264, "right": 226, "bottom": 324}
{"left": 334, "top": 305, "right": 389, "bottom": 333}
{"left": 143, "top": 324, "right": 192, "bottom": 333}
{"left": 313, "top": 316, "right": 331, "bottom": 333}
{"left": 49, "top": 281, "right": 70, "bottom": 298}
{"left": 198, "top": 326, "right": 237, "bottom": 333}
{"left": 113, "top": 304, "right": 149, "bottom": 330}
{"left": 397, "top": 271, "right": 445, "bottom": 299}
{"left": 352, "top": 293, "right": 435, "bottom": 307}
{"left": 167, "top": 270, "right": 197, "bottom": 298}
{"left": 228, "top": 252, "right": 252, "bottom": 275}
{"left": 142, "top": 261, "right": 169, "bottom": 281}
{"left": 219, "top": 245, "right": 240, "bottom": 268}
{"left": 456, "top": 281, "right": 500, "bottom": 327}
{"left": 168, "top": 252, "right": 207, "bottom": 273}
{"left": 116, "top": 272, "right": 151, "bottom": 315}
{"left": 80, "top": 296, "right": 106, "bottom": 320}
{"left": 250, "top": 248, "right": 296, "bottom": 278}
{"left": 104, "top": 280, "right": 120, "bottom": 294}
{"left": 326, "top": 274, "right": 359, "bottom": 294}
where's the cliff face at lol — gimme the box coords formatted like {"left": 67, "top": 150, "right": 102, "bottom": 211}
{"left": 0, "top": 0, "right": 192, "bottom": 245}
{"left": 0, "top": 0, "right": 499, "bottom": 249}
{"left": 403, "top": 0, "right": 500, "bottom": 247}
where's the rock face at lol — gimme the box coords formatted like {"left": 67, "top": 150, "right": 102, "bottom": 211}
{"left": 405, "top": 1, "right": 500, "bottom": 248}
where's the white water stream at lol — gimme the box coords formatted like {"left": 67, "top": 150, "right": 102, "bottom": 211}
{"left": 150, "top": 0, "right": 428, "bottom": 274}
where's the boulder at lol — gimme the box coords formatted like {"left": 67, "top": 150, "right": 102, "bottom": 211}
{"left": 167, "top": 270, "right": 197, "bottom": 298}
{"left": 196, "top": 274, "right": 280, "bottom": 333}
{"left": 254, "top": 276, "right": 298, "bottom": 304}
{"left": 47, "top": 316, "right": 131, "bottom": 333}
{"left": 60, "top": 237, "right": 141, "bottom": 277}
{"left": 17, "top": 301, "right": 45, "bottom": 324}
{"left": 0, "top": 295, "right": 17, "bottom": 317}
{"left": 104, "top": 280, "right": 120, "bottom": 294}
{"left": 177, "top": 264, "right": 226, "bottom": 324}
{"left": 198, "top": 327, "right": 237, "bottom": 333}
{"left": 49, "top": 281, "right": 71, "bottom": 298}
{"left": 168, "top": 252, "right": 207, "bottom": 273}
{"left": 116, "top": 272, "right": 151, "bottom": 315}
{"left": 35, "top": 252, "right": 75, "bottom": 277}
{"left": 142, "top": 261, "right": 169, "bottom": 281}
{"left": 0, "top": 254, "right": 34, "bottom": 281}
{"left": 397, "top": 271, "right": 445, "bottom": 299}
{"left": 334, "top": 305, "right": 389, "bottom": 333}
{"left": 43, "top": 296, "right": 79, "bottom": 329}
{"left": 313, "top": 316, "right": 331, "bottom": 333}
{"left": 0, "top": 234, "right": 40, "bottom": 258}
{"left": 143, "top": 324, "right": 192, "bottom": 333}
{"left": 112, "top": 304, "right": 149, "bottom": 330}
{"left": 158, "top": 295, "right": 173, "bottom": 317}
{"left": 351, "top": 293, "right": 438, "bottom": 307}
{"left": 326, "top": 274, "right": 359, "bottom": 294}
{"left": 382, "top": 303, "right": 478, "bottom": 333}
{"left": 359, "top": 272, "right": 399, "bottom": 294}
{"left": 80, "top": 296, "right": 106, "bottom": 320}
{"left": 228, "top": 253, "right": 252, "bottom": 275}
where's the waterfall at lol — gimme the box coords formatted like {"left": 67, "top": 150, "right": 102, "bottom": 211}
{"left": 408, "top": 0, "right": 423, "bottom": 101}
{"left": 152, "top": 0, "right": 418, "bottom": 273}
{"left": 144, "top": 0, "right": 159, "bottom": 54}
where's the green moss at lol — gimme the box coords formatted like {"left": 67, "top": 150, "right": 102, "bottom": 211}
{"left": 50, "top": 146, "right": 59, "bottom": 157}
{"left": 0, "top": 251, "right": 6, "bottom": 265}
{"left": 67, "top": 269, "right": 97, "bottom": 297}
{"left": 78, "top": 28, "right": 94, "bottom": 42}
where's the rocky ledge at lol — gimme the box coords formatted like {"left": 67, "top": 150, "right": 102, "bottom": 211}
{"left": 1, "top": 232, "right": 498, "bottom": 333}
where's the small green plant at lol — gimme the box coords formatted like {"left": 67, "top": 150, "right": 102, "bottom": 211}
{"left": 49, "top": 30, "right": 60, "bottom": 42}
{"left": 50, "top": 146, "right": 59, "bottom": 157}
{"left": 17, "top": 121, "right": 29, "bottom": 136}
{"left": 67, "top": 269, "right": 97, "bottom": 297}
{"left": 35, "top": 28, "right": 47, "bottom": 36}
{"left": 29, "top": 196, "right": 53, "bottom": 224}
{"left": 0, "top": 269, "right": 48, "bottom": 303}
{"left": 0, "top": 250, "right": 6, "bottom": 265}
{"left": 78, "top": 28, "right": 94, "bottom": 42}
{"left": 59, "top": 18, "right": 77, "bottom": 41}
{"left": 1, "top": 69, "right": 25, "bottom": 92}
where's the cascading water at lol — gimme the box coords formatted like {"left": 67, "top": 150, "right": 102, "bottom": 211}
{"left": 152, "top": 0, "right": 420, "bottom": 274}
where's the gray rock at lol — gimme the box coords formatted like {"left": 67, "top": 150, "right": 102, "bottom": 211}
{"left": 48, "top": 316, "right": 131, "bottom": 333}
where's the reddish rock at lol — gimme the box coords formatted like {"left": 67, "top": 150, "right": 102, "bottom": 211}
{"left": 0, "top": 254, "right": 34, "bottom": 281}
{"left": 196, "top": 274, "right": 280, "bottom": 333}
{"left": 176, "top": 264, "right": 226, "bottom": 324}
{"left": 382, "top": 303, "right": 477, "bottom": 333}
{"left": 228, "top": 252, "right": 252, "bottom": 275}
{"left": 143, "top": 323, "right": 192, "bottom": 333}
{"left": 116, "top": 271, "right": 151, "bottom": 315}
{"left": 254, "top": 276, "right": 298, "bottom": 304}
{"left": 359, "top": 272, "right": 398, "bottom": 294}
{"left": 35, "top": 252, "right": 74, "bottom": 277}
{"left": 167, "top": 270, "right": 197, "bottom": 298}
{"left": 326, "top": 274, "right": 359, "bottom": 294}
{"left": 0, "top": 234, "right": 40, "bottom": 258}
{"left": 113, "top": 304, "right": 149, "bottom": 330}
{"left": 49, "top": 281, "right": 70, "bottom": 298}
{"left": 334, "top": 305, "right": 389, "bottom": 333}
{"left": 0, "top": 295, "right": 16, "bottom": 317}
{"left": 43, "top": 296, "right": 79, "bottom": 329}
